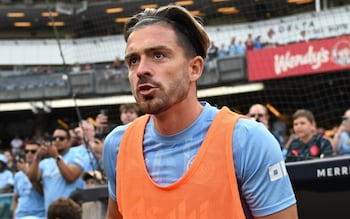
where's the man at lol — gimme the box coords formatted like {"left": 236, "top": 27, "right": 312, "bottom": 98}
{"left": 103, "top": 5, "right": 297, "bottom": 219}
{"left": 27, "top": 127, "right": 85, "bottom": 215}
{"left": 248, "top": 103, "right": 284, "bottom": 147}
{"left": 12, "top": 139, "right": 45, "bottom": 219}
{"left": 71, "top": 120, "right": 99, "bottom": 172}
{"left": 331, "top": 109, "right": 350, "bottom": 154}
{"left": 285, "top": 109, "right": 333, "bottom": 162}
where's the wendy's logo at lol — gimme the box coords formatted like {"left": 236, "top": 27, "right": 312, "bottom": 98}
{"left": 332, "top": 39, "right": 350, "bottom": 66}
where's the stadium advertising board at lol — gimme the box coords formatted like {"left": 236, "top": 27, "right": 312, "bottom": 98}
{"left": 247, "top": 35, "right": 350, "bottom": 81}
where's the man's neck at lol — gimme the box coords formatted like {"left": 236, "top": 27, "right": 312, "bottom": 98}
{"left": 152, "top": 101, "right": 203, "bottom": 135}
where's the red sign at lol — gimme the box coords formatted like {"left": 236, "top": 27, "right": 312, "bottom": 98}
{"left": 247, "top": 35, "right": 350, "bottom": 81}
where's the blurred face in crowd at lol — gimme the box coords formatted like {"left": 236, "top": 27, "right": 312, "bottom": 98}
{"left": 4, "top": 151, "right": 13, "bottom": 164}
{"left": 120, "top": 109, "right": 138, "bottom": 125}
{"left": 125, "top": 23, "right": 196, "bottom": 115}
{"left": 248, "top": 104, "right": 269, "bottom": 128}
{"left": 293, "top": 116, "right": 315, "bottom": 142}
{"left": 341, "top": 109, "right": 350, "bottom": 133}
{"left": 25, "top": 144, "right": 39, "bottom": 164}
{"left": 52, "top": 129, "right": 71, "bottom": 154}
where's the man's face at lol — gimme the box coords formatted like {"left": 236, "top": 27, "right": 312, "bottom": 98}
{"left": 248, "top": 105, "right": 269, "bottom": 128}
{"left": 125, "top": 24, "right": 193, "bottom": 114}
{"left": 293, "top": 117, "right": 315, "bottom": 139}
{"left": 52, "top": 129, "right": 70, "bottom": 153}
{"left": 4, "top": 151, "right": 13, "bottom": 163}
{"left": 24, "top": 144, "right": 39, "bottom": 163}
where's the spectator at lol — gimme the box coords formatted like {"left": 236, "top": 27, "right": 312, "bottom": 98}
{"left": 83, "top": 63, "right": 93, "bottom": 72}
{"left": 253, "top": 35, "right": 263, "bottom": 50}
{"left": 245, "top": 33, "right": 254, "bottom": 51}
{"left": 47, "top": 197, "right": 82, "bottom": 219}
{"left": 236, "top": 40, "right": 246, "bottom": 55}
{"left": 218, "top": 43, "right": 228, "bottom": 58}
{"left": 332, "top": 109, "right": 350, "bottom": 155}
{"left": 27, "top": 126, "right": 85, "bottom": 215}
{"left": 297, "top": 30, "right": 309, "bottom": 43}
{"left": 207, "top": 41, "right": 218, "bottom": 60}
{"left": 264, "top": 28, "right": 278, "bottom": 48}
{"left": 113, "top": 57, "right": 122, "bottom": 69}
{"left": 71, "top": 120, "right": 99, "bottom": 172}
{"left": 248, "top": 104, "right": 283, "bottom": 148}
{"left": 285, "top": 109, "right": 333, "bottom": 162}
{"left": 12, "top": 139, "right": 45, "bottom": 219}
{"left": 3, "top": 149, "right": 17, "bottom": 174}
{"left": 71, "top": 63, "right": 81, "bottom": 74}
{"left": 82, "top": 170, "right": 104, "bottom": 188}
{"left": 95, "top": 109, "right": 109, "bottom": 136}
{"left": 0, "top": 153, "right": 14, "bottom": 193}
{"left": 119, "top": 103, "right": 140, "bottom": 125}
{"left": 228, "top": 36, "right": 238, "bottom": 56}
{"left": 80, "top": 170, "right": 106, "bottom": 219}
{"left": 103, "top": 5, "right": 297, "bottom": 218}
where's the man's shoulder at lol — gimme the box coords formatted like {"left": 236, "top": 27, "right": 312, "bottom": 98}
{"left": 106, "top": 124, "right": 129, "bottom": 140}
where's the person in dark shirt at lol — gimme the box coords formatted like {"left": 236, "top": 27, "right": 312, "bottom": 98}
{"left": 285, "top": 109, "right": 333, "bottom": 162}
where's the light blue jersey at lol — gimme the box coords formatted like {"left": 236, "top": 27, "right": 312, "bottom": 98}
{"left": 103, "top": 102, "right": 296, "bottom": 218}
{"left": 14, "top": 171, "right": 45, "bottom": 219}
{"left": 39, "top": 149, "right": 85, "bottom": 214}
{"left": 0, "top": 169, "right": 14, "bottom": 189}
{"left": 338, "top": 132, "right": 350, "bottom": 154}
{"left": 71, "top": 144, "right": 99, "bottom": 172}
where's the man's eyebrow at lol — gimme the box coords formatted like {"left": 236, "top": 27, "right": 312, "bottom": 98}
{"left": 125, "top": 45, "right": 172, "bottom": 59}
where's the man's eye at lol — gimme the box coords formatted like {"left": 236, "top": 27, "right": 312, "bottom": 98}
{"left": 154, "top": 53, "right": 164, "bottom": 59}
{"left": 128, "top": 57, "right": 138, "bottom": 66}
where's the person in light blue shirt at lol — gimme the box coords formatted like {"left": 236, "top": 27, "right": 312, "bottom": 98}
{"left": 70, "top": 120, "right": 99, "bottom": 172}
{"left": 333, "top": 109, "right": 350, "bottom": 154}
{"left": 0, "top": 153, "right": 14, "bottom": 193}
{"left": 13, "top": 140, "right": 45, "bottom": 219}
{"left": 27, "top": 127, "right": 85, "bottom": 215}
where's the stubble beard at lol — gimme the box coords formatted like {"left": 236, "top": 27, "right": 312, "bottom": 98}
{"left": 135, "top": 82, "right": 189, "bottom": 115}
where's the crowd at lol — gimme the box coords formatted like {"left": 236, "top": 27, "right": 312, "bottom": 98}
{"left": 0, "top": 103, "right": 140, "bottom": 219}
{"left": 207, "top": 29, "right": 310, "bottom": 60}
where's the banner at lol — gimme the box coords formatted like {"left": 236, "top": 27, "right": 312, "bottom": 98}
{"left": 247, "top": 35, "right": 350, "bottom": 81}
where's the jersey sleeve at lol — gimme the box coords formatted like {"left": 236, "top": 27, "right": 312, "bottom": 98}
{"left": 102, "top": 124, "right": 128, "bottom": 201}
{"left": 233, "top": 119, "right": 296, "bottom": 217}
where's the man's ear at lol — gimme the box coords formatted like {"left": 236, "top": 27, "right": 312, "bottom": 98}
{"left": 189, "top": 56, "right": 204, "bottom": 82}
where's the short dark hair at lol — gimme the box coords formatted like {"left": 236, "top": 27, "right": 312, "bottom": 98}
{"left": 293, "top": 109, "right": 315, "bottom": 123}
{"left": 54, "top": 126, "right": 71, "bottom": 139}
{"left": 47, "top": 197, "right": 82, "bottom": 219}
{"left": 119, "top": 103, "right": 140, "bottom": 114}
{"left": 124, "top": 5, "right": 210, "bottom": 59}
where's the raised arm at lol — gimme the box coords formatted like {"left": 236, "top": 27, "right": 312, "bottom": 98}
{"left": 27, "top": 144, "right": 46, "bottom": 182}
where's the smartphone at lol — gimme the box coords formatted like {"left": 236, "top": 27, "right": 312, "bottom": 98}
{"left": 44, "top": 136, "right": 52, "bottom": 146}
